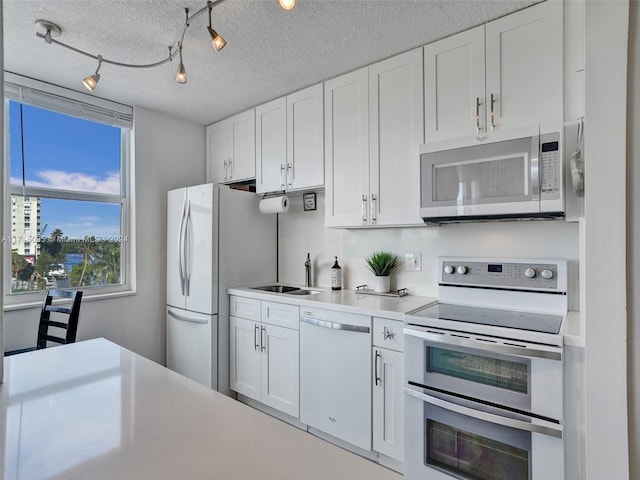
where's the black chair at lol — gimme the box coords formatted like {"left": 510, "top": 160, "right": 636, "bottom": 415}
{"left": 5, "top": 289, "right": 83, "bottom": 356}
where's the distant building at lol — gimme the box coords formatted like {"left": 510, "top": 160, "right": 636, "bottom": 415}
{"left": 11, "top": 196, "right": 41, "bottom": 259}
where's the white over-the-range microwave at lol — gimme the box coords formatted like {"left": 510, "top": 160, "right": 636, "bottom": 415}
{"left": 420, "top": 123, "right": 576, "bottom": 224}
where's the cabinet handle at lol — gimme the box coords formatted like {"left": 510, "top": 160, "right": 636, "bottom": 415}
{"left": 223, "top": 160, "right": 228, "bottom": 181}
{"left": 287, "top": 162, "right": 293, "bottom": 187}
{"left": 375, "top": 350, "right": 382, "bottom": 386}
{"left": 490, "top": 93, "right": 496, "bottom": 132}
{"left": 475, "top": 96, "right": 482, "bottom": 135}
{"left": 254, "top": 324, "right": 259, "bottom": 351}
{"left": 371, "top": 194, "right": 377, "bottom": 225}
{"left": 280, "top": 164, "right": 286, "bottom": 189}
{"left": 362, "top": 195, "right": 368, "bottom": 225}
{"left": 383, "top": 326, "right": 394, "bottom": 340}
{"left": 261, "top": 325, "right": 266, "bottom": 353}
{"left": 228, "top": 158, "right": 233, "bottom": 180}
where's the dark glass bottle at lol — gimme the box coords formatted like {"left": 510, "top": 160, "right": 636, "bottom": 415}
{"left": 331, "top": 256, "right": 342, "bottom": 291}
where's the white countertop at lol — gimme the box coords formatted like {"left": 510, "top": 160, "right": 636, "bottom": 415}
{"left": 228, "top": 285, "right": 436, "bottom": 321}
{"left": 1, "top": 338, "right": 400, "bottom": 480}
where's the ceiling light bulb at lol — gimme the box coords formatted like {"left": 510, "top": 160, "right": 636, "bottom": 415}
{"left": 176, "top": 63, "right": 187, "bottom": 84}
{"left": 82, "top": 55, "right": 103, "bottom": 92}
{"left": 279, "top": 0, "right": 296, "bottom": 11}
{"left": 82, "top": 73, "right": 100, "bottom": 91}
{"left": 176, "top": 44, "right": 187, "bottom": 84}
{"left": 208, "top": 27, "right": 226, "bottom": 51}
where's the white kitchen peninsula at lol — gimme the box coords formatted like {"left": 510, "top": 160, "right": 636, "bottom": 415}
{"left": 1, "top": 338, "right": 400, "bottom": 480}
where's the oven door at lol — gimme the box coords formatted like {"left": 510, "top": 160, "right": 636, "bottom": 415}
{"left": 404, "top": 385, "right": 563, "bottom": 480}
{"left": 404, "top": 325, "right": 563, "bottom": 421}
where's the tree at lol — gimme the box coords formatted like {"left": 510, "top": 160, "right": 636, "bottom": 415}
{"left": 40, "top": 228, "right": 65, "bottom": 261}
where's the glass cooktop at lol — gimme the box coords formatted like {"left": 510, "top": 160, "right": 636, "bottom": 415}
{"left": 409, "top": 303, "right": 564, "bottom": 334}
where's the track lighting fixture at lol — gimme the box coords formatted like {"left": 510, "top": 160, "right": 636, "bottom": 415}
{"left": 176, "top": 43, "right": 187, "bottom": 84}
{"left": 34, "top": 0, "right": 293, "bottom": 91}
{"left": 82, "top": 55, "right": 102, "bottom": 92}
{"left": 207, "top": 2, "right": 226, "bottom": 52}
{"left": 279, "top": 0, "right": 296, "bottom": 11}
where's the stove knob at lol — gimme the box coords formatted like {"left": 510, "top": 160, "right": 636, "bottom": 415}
{"left": 524, "top": 267, "right": 536, "bottom": 278}
{"left": 541, "top": 269, "right": 554, "bottom": 279}
{"left": 456, "top": 265, "right": 468, "bottom": 275}
{"left": 444, "top": 265, "right": 454, "bottom": 274}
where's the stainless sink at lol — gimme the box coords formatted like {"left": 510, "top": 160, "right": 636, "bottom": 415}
{"left": 248, "top": 285, "right": 321, "bottom": 295}
{"left": 250, "top": 285, "right": 300, "bottom": 293}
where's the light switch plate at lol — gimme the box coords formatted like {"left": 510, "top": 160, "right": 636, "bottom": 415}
{"left": 405, "top": 252, "right": 422, "bottom": 271}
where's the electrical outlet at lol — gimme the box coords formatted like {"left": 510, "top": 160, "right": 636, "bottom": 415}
{"left": 405, "top": 252, "right": 422, "bottom": 271}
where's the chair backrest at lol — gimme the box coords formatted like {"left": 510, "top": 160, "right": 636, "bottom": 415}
{"left": 36, "top": 289, "right": 83, "bottom": 350}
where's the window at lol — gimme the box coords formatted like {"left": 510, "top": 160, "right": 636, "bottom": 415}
{"left": 4, "top": 74, "right": 133, "bottom": 300}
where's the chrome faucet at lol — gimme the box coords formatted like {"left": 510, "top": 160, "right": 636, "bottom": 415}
{"left": 305, "top": 253, "right": 312, "bottom": 287}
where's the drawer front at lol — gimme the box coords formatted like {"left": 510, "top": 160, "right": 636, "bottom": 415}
{"left": 373, "top": 317, "right": 404, "bottom": 352}
{"left": 230, "top": 296, "right": 261, "bottom": 321}
{"left": 261, "top": 301, "right": 300, "bottom": 330}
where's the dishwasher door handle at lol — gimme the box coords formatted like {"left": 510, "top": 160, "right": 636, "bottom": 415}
{"left": 301, "top": 316, "right": 370, "bottom": 333}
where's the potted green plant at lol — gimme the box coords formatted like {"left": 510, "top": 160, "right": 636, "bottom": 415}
{"left": 365, "top": 251, "right": 401, "bottom": 293}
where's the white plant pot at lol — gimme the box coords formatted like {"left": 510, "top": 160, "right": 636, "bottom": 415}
{"left": 372, "top": 275, "right": 390, "bottom": 293}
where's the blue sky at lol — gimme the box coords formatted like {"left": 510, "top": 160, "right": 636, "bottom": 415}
{"left": 9, "top": 102, "right": 122, "bottom": 239}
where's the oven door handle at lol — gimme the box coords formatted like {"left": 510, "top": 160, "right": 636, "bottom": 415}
{"left": 403, "top": 326, "right": 562, "bottom": 361}
{"left": 403, "top": 386, "right": 563, "bottom": 439}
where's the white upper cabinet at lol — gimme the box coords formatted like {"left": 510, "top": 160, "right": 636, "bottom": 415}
{"left": 425, "top": 0, "right": 563, "bottom": 143}
{"left": 206, "top": 109, "right": 256, "bottom": 184}
{"left": 256, "top": 97, "right": 287, "bottom": 193}
{"left": 325, "top": 48, "right": 424, "bottom": 228}
{"left": 324, "top": 68, "right": 370, "bottom": 227}
{"left": 369, "top": 48, "right": 424, "bottom": 226}
{"left": 256, "top": 84, "right": 324, "bottom": 194}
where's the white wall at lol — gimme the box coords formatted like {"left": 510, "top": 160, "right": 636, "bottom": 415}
{"left": 279, "top": 193, "right": 580, "bottom": 309}
{"left": 3, "top": 106, "right": 205, "bottom": 365}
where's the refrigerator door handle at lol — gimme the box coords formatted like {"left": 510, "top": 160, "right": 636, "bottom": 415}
{"left": 184, "top": 200, "right": 192, "bottom": 296}
{"left": 168, "top": 309, "right": 208, "bottom": 324}
{"left": 178, "top": 198, "right": 187, "bottom": 295}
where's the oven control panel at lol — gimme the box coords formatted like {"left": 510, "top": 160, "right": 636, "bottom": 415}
{"left": 440, "top": 258, "right": 564, "bottom": 291}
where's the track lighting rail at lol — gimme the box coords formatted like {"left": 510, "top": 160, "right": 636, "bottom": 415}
{"left": 34, "top": 0, "right": 236, "bottom": 90}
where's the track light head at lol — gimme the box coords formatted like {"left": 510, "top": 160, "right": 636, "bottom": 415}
{"left": 279, "top": 0, "right": 296, "bottom": 11}
{"left": 176, "top": 43, "right": 187, "bottom": 84}
{"left": 82, "top": 55, "right": 102, "bottom": 92}
{"left": 207, "top": 27, "right": 226, "bottom": 51}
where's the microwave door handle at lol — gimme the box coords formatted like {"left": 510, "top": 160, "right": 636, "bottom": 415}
{"left": 531, "top": 135, "right": 540, "bottom": 201}
{"left": 403, "top": 386, "right": 563, "bottom": 439}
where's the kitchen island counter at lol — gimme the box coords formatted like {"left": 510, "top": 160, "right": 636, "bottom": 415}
{"left": 1, "top": 338, "right": 401, "bottom": 480}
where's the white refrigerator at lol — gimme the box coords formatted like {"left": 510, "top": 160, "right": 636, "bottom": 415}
{"left": 166, "top": 183, "right": 277, "bottom": 393}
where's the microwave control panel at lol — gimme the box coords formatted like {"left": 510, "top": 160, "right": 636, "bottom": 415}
{"left": 540, "top": 132, "right": 561, "bottom": 199}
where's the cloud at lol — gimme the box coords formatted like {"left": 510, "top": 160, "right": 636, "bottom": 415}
{"left": 12, "top": 170, "right": 120, "bottom": 195}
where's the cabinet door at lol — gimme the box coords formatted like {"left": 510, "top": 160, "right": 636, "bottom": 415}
{"left": 324, "top": 67, "right": 370, "bottom": 227}
{"left": 261, "top": 324, "right": 300, "bottom": 417}
{"left": 369, "top": 48, "right": 424, "bottom": 226}
{"left": 228, "top": 109, "right": 256, "bottom": 182}
{"left": 230, "top": 316, "right": 261, "bottom": 401}
{"left": 206, "top": 120, "right": 230, "bottom": 184}
{"left": 485, "top": 0, "right": 563, "bottom": 131}
{"left": 256, "top": 98, "right": 287, "bottom": 194}
{"left": 373, "top": 348, "right": 404, "bottom": 461}
{"left": 287, "top": 83, "right": 324, "bottom": 190}
{"left": 424, "top": 26, "right": 485, "bottom": 142}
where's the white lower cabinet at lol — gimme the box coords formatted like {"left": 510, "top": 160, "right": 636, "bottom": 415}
{"left": 230, "top": 300, "right": 300, "bottom": 418}
{"left": 372, "top": 347, "right": 404, "bottom": 462}
{"left": 372, "top": 317, "right": 404, "bottom": 464}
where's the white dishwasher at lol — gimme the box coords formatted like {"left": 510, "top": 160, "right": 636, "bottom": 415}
{"left": 299, "top": 307, "right": 372, "bottom": 451}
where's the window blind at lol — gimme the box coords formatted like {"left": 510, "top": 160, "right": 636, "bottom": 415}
{"left": 4, "top": 73, "right": 133, "bottom": 129}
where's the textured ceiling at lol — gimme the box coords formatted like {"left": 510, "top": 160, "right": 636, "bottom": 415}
{"left": 4, "top": 0, "right": 536, "bottom": 126}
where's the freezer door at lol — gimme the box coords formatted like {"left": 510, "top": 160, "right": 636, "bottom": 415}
{"left": 184, "top": 183, "right": 216, "bottom": 314}
{"left": 167, "top": 187, "right": 187, "bottom": 309}
{"left": 166, "top": 307, "right": 216, "bottom": 388}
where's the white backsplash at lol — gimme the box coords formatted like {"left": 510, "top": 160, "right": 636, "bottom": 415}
{"left": 278, "top": 193, "right": 580, "bottom": 311}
